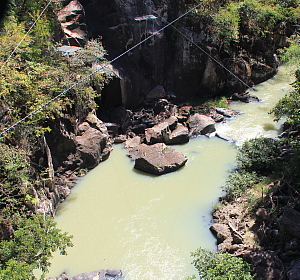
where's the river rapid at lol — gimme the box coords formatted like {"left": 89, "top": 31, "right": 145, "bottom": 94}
{"left": 46, "top": 66, "right": 294, "bottom": 280}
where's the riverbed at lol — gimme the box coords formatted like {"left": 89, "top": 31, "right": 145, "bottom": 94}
{"left": 47, "top": 66, "right": 294, "bottom": 279}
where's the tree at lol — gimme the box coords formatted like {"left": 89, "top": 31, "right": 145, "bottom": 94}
{"left": 0, "top": 214, "right": 73, "bottom": 279}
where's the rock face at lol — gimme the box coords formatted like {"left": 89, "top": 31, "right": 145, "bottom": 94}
{"left": 35, "top": 113, "right": 112, "bottom": 213}
{"left": 57, "top": 0, "right": 290, "bottom": 110}
{"left": 57, "top": 0, "right": 87, "bottom": 46}
{"left": 127, "top": 143, "right": 187, "bottom": 175}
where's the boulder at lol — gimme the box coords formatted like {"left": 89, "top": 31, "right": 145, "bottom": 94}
{"left": 279, "top": 206, "right": 300, "bottom": 239}
{"left": 215, "top": 108, "right": 239, "bottom": 118}
{"left": 145, "top": 122, "right": 170, "bottom": 144}
{"left": 210, "top": 223, "right": 231, "bottom": 244}
{"left": 146, "top": 85, "right": 166, "bottom": 100}
{"left": 166, "top": 124, "right": 189, "bottom": 145}
{"left": 240, "top": 250, "right": 284, "bottom": 280}
{"left": 230, "top": 92, "right": 260, "bottom": 103}
{"left": 188, "top": 113, "right": 216, "bottom": 137}
{"left": 127, "top": 143, "right": 187, "bottom": 175}
{"left": 251, "top": 61, "right": 277, "bottom": 84}
{"left": 75, "top": 122, "right": 110, "bottom": 168}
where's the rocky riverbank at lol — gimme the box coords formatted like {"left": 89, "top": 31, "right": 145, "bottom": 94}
{"left": 210, "top": 128, "right": 300, "bottom": 280}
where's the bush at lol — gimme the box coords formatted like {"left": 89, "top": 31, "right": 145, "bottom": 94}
{"left": 222, "top": 171, "right": 263, "bottom": 199}
{"left": 236, "top": 137, "right": 281, "bottom": 174}
{"left": 189, "top": 248, "right": 253, "bottom": 280}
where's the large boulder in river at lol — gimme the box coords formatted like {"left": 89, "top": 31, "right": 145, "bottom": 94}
{"left": 188, "top": 113, "right": 216, "bottom": 137}
{"left": 128, "top": 143, "right": 187, "bottom": 175}
{"left": 166, "top": 124, "right": 189, "bottom": 145}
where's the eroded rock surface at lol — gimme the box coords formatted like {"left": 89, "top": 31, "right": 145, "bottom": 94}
{"left": 127, "top": 143, "right": 187, "bottom": 175}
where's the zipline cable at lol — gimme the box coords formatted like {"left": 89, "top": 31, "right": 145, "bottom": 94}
{"left": 170, "top": 24, "right": 254, "bottom": 90}
{"left": 0, "top": 1, "right": 206, "bottom": 137}
{"left": 0, "top": 0, "right": 53, "bottom": 71}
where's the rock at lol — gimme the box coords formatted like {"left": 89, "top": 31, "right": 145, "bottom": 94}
{"left": 255, "top": 207, "right": 271, "bottom": 223}
{"left": 210, "top": 223, "right": 231, "bottom": 244}
{"left": 146, "top": 85, "right": 166, "bottom": 100}
{"left": 251, "top": 61, "right": 278, "bottom": 84}
{"left": 47, "top": 269, "right": 122, "bottom": 280}
{"left": 145, "top": 122, "right": 170, "bottom": 144}
{"left": 113, "top": 134, "right": 127, "bottom": 143}
{"left": 188, "top": 113, "right": 216, "bottom": 137}
{"left": 216, "top": 132, "right": 235, "bottom": 143}
{"left": 215, "top": 108, "right": 239, "bottom": 118}
{"left": 130, "top": 123, "right": 147, "bottom": 135}
{"left": 153, "top": 99, "right": 169, "bottom": 114}
{"left": 123, "top": 136, "right": 141, "bottom": 149}
{"left": 285, "top": 238, "right": 300, "bottom": 252}
{"left": 178, "top": 106, "right": 193, "bottom": 117}
{"left": 166, "top": 124, "right": 189, "bottom": 145}
{"left": 75, "top": 122, "right": 110, "bottom": 169}
{"left": 230, "top": 92, "right": 260, "bottom": 103}
{"left": 127, "top": 143, "right": 187, "bottom": 175}
{"left": 104, "top": 123, "right": 119, "bottom": 137}
{"left": 240, "top": 250, "right": 284, "bottom": 280}
{"left": 57, "top": 0, "right": 87, "bottom": 46}
{"left": 287, "top": 260, "right": 300, "bottom": 280}
{"left": 70, "top": 269, "right": 122, "bottom": 280}
{"left": 279, "top": 206, "right": 300, "bottom": 239}
{"left": 164, "top": 116, "right": 178, "bottom": 131}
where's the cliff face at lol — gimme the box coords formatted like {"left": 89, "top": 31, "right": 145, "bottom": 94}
{"left": 59, "top": 0, "right": 292, "bottom": 110}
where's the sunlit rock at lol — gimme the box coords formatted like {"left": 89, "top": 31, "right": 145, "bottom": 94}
{"left": 128, "top": 143, "right": 187, "bottom": 175}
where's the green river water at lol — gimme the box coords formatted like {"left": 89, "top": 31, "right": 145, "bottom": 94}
{"left": 46, "top": 66, "right": 294, "bottom": 279}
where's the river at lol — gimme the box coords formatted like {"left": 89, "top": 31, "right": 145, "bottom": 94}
{"left": 46, "top": 66, "right": 294, "bottom": 279}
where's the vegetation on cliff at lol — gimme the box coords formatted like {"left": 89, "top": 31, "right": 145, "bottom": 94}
{"left": 0, "top": 1, "right": 111, "bottom": 279}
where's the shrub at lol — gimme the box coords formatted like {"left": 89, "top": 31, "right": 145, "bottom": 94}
{"left": 222, "top": 171, "right": 263, "bottom": 199}
{"left": 236, "top": 137, "right": 281, "bottom": 174}
{"left": 189, "top": 248, "right": 253, "bottom": 280}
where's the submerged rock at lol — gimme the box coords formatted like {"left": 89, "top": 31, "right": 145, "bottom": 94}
{"left": 127, "top": 143, "right": 187, "bottom": 175}
{"left": 47, "top": 269, "right": 122, "bottom": 280}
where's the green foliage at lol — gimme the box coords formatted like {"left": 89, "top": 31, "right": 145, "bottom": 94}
{"left": 271, "top": 69, "right": 300, "bottom": 128}
{"left": 236, "top": 137, "right": 281, "bottom": 174}
{"left": 277, "top": 36, "right": 300, "bottom": 64}
{"left": 0, "top": 214, "right": 73, "bottom": 278}
{"left": 204, "top": 96, "right": 229, "bottom": 108}
{"left": 0, "top": 142, "right": 30, "bottom": 212}
{"left": 189, "top": 248, "right": 253, "bottom": 280}
{"left": 0, "top": 259, "right": 34, "bottom": 280}
{"left": 212, "top": 3, "right": 240, "bottom": 45}
{"left": 222, "top": 171, "right": 263, "bottom": 199}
